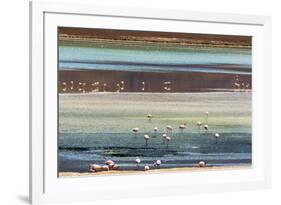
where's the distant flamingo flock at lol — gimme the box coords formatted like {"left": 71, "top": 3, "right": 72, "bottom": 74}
{"left": 59, "top": 75, "right": 250, "bottom": 93}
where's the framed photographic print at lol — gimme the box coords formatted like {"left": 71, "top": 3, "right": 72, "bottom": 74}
{"left": 30, "top": 1, "right": 272, "bottom": 204}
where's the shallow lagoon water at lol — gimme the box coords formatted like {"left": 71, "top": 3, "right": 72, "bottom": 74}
{"left": 58, "top": 92, "right": 251, "bottom": 173}
{"left": 59, "top": 132, "right": 251, "bottom": 172}
{"left": 59, "top": 41, "right": 251, "bottom": 75}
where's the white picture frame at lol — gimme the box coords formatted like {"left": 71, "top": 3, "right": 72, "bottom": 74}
{"left": 30, "top": 1, "right": 272, "bottom": 204}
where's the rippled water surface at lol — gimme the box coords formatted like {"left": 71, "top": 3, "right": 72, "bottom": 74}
{"left": 58, "top": 92, "right": 251, "bottom": 173}
{"left": 59, "top": 41, "right": 251, "bottom": 75}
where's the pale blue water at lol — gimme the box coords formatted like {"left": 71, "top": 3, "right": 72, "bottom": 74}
{"left": 59, "top": 44, "right": 251, "bottom": 75}
{"left": 59, "top": 132, "right": 251, "bottom": 172}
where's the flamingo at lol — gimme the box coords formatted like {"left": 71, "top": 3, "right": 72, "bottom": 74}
{"left": 82, "top": 82, "right": 86, "bottom": 93}
{"left": 78, "top": 82, "right": 86, "bottom": 93}
{"left": 153, "top": 160, "right": 161, "bottom": 168}
{"left": 166, "top": 125, "right": 172, "bottom": 134}
{"left": 144, "top": 134, "right": 150, "bottom": 147}
{"left": 179, "top": 123, "right": 187, "bottom": 132}
{"left": 116, "top": 83, "right": 120, "bottom": 92}
{"left": 120, "top": 81, "right": 125, "bottom": 91}
{"left": 144, "top": 165, "right": 150, "bottom": 171}
{"left": 135, "top": 158, "right": 141, "bottom": 169}
{"left": 70, "top": 81, "right": 74, "bottom": 90}
{"left": 141, "top": 81, "right": 145, "bottom": 91}
{"left": 78, "top": 82, "right": 82, "bottom": 92}
{"left": 91, "top": 81, "right": 99, "bottom": 92}
{"left": 197, "top": 121, "right": 202, "bottom": 130}
{"left": 162, "top": 133, "right": 167, "bottom": 144}
{"left": 132, "top": 127, "right": 139, "bottom": 138}
{"left": 62, "top": 82, "right": 67, "bottom": 92}
{"left": 154, "top": 127, "right": 158, "bottom": 133}
{"left": 153, "top": 127, "right": 158, "bottom": 137}
{"left": 147, "top": 114, "right": 153, "bottom": 122}
{"left": 102, "top": 165, "right": 109, "bottom": 171}
{"left": 164, "top": 81, "right": 172, "bottom": 91}
{"left": 166, "top": 136, "right": 171, "bottom": 148}
{"left": 105, "top": 160, "right": 115, "bottom": 169}
{"left": 112, "top": 164, "right": 120, "bottom": 170}
{"left": 214, "top": 133, "right": 220, "bottom": 144}
{"left": 198, "top": 161, "right": 206, "bottom": 167}
{"left": 234, "top": 82, "right": 241, "bottom": 90}
{"left": 204, "top": 124, "right": 208, "bottom": 133}
{"left": 89, "top": 164, "right": 102, "bottom": 172}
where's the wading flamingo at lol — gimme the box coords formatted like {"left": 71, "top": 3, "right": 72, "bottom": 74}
{"left": 141, "top": 81, "right": 145, "bottom": 91}
{"left": 214, "top": 133, "right": 220, "bottom": 144}
{"left": 204, "top": 124, "right": 208, "bottom": 133}
{"left": 132, "top": 128, "right": 139, "bottom": 138}
{"left": 78, "top": 82, "right": 82, "bottom": 92}
{"left": 135, "top": 158, "right": 141, "bottom": 169}
{"left": 116, "top": 83, "right": 120, "bottom": 92}
{"left": 120, "top": 81, "right": 125, "bottom": 91}
{"left": 105, "top": 160, "right": 115, "bottom": 169}
{"left": 154, "top": 160, "right": 161, "bottom": 168}
{"left": 147, "top": 114, "right": 153, "bottom": 122}
{"left": 166, "top": 136, "right": 171, "bottom": 148}
{"left": 89, "top": 164, "right": 102, "bottom": 172}
{"left": 102, "top": 165, "right": 109, "bottom": 171}
{"left": 91, "top": 82, "right": 99, "bottom": 92}
{"left": 162, "top": 134, "right": 167, "bottom": 144}
{"left": 154, "top": 127, "right": 158, "bottom": 133}
{"left": 70, "top": 81, "right": 74, "bottom": 90}
{"left": 164, "top": 81, "right": 172, "bottom": 91}
{"left": 198, "top": 161, "right": 206, "bottom": 167}
{"left": 197, "top": 121, "right": 202, "bottom": 131}
{"left": 144, "top": 165, "right": 150, "bottom": 171}
{"left": 144, "top": 134, "right": 150, "bottom": 147}
{"left": 166, "top": 125, "right": 172, "bottom": 134}
{"left": 179, "top": 123, "right": 187, "bottom": 132}
{"left": 62, "top": 82, "right": 67, "bottom": 92}
{"left": 153, "top": 127, "right": 158, "bottom": 137}
{"left": 112, "top": 164, "right": 120, "bottom": 170}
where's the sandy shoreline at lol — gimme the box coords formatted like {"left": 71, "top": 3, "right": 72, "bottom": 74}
{"left": 59, "top": 165, "right": 251, "bottom": 178}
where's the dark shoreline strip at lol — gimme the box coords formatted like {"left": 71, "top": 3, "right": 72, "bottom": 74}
{"left": 58, "top": 69, "right": 252, "bottom": 92}
{"left": 58, "top": 27, "right": 252, "bottom": 49}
